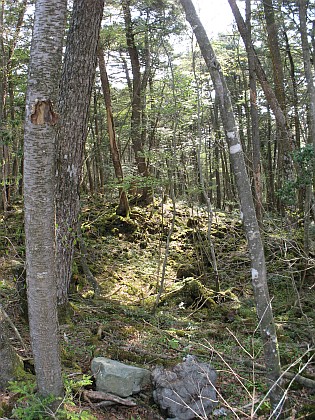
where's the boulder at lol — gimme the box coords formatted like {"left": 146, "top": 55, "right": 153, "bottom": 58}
{"left": 152, "top": 355, "right": 217, "bottom": 420}
{"left": 91, "top": 357, "right": 151, "bottom": 398}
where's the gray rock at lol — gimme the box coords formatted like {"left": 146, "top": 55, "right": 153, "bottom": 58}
{"left": 91, "top": 357, "right": 151, "bottom": 398}
{"left": 152, "top": 355, "right": 217, "bottom": 420}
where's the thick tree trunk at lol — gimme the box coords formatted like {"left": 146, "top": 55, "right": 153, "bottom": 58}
{"left": 55, "top": 0, "right": 104, "bottom": 308}
{"left": 179, "top": 0, "right": 283, "bottom": 412}
{"left": 24, "top": 0, "right": 65, "bottom": 398}
{"left": 98, "top": 45, "right": 130, "bottom": 217}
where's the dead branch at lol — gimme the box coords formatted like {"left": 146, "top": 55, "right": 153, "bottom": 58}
{"left": 83, "top": 390, "right": 137, "bottom": 407}
{"left": 0, "top": 303, "right": 26, "bottom": 350}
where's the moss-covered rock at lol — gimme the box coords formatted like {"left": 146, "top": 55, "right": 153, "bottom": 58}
{"left": 160, "top": 278, "right": 216, "bottom": 308}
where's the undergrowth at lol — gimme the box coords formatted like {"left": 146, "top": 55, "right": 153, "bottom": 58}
{"left": 0, "top": 196, "right": 314, "bottom": 419}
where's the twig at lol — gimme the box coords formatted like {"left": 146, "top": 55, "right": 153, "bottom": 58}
{"left": 241, "top": 356, "right": 315, "bottom": 389}
{"left": 0, "top": 303, "right": 26, "bottom": 350}
{"left": 103, "top": 285, "right": 122, "bottom": 298}
{"left": 253, "top": 348, "right": 314, "bottom": 417}
{"left": 201, "top": 340, "right": 253, "bottom": 401}
{"left": 226, "top": 327, "right": 254, "bottom": 360}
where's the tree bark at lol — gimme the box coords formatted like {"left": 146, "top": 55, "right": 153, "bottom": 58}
{"left": 262, "top": 0, "right": 288, "bottom": 210}
{"left": 121, "top": 0, "right": 151, "bottom": 203}
{"left": 23, "top": 0, "right": 65, "bottom": 398}
{"left": 299, "top": 0, "right": 315, "bottom": 154}
{"left": 179, "top": 0, "right": 283, "bottom": 412}
{"left": 92, "top": 93, "right": 105, "bottom": 192}
{"left": 299, "top": 0, "right": 315, "bottom": 256}
{"left": 55, "top": 0, "right": 104, "bottom": 308}
{"left": 98, "top": 45, "right": 130, "bottom": 217}
{"left": 0, "top": 0, "right": 28, "bottom": 211}
{"left": 246, "top": 0, "right": 263, "bottom": 223}
{"left": 262, "top": 0, "right": 286, "bottom": 110}
{"left": 228, "top": 0, "right": 293, "bottom": 154}
{"left": 0, "top": 0, "right": 7, "bottom": 212}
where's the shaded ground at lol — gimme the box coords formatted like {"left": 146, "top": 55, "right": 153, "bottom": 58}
{"left": 0, "top": 195, "right": 314, "bottom": 419}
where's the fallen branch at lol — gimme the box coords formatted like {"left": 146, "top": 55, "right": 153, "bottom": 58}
{"left": 281, "top": 371, "right": 315, "bottom": 389}
{"left": 83, "top": 390, "right": 137, "bottom": 407}
{"left": 240, "top": 359, "right": 315, "bottom": 389}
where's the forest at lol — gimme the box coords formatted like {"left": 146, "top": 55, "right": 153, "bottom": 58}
{"left": 0, "top": 0, "right": 315, "bottom": 418}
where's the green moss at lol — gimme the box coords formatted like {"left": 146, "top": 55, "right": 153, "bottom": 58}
{"left": 14, "top": 359, "right": 35, "bottom": 382}
{"left": 58, "top": 302, "right": 76, "bottom": 324}
{"left": 167, "top": 279, "right": 238, "bottom": 309}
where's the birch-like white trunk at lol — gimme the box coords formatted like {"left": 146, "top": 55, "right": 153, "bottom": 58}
{"left": 24, "top": 0, "right": 66, "bottom": 397}
{"left": 179, "top": 0, "right": 283, "bottom": 412}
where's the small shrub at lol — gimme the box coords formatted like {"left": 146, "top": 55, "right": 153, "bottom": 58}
{"left": 9, "top": 375, "right": 95, "bottom": 419}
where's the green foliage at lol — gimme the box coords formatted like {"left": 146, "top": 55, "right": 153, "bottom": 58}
{"left": 276, "top": 180, "right": 297, "bottom": 206}
{"left": 9, "top": 375, "right": 95, "bottom": 420}
{"left": 277, "top": 145, "right": 315, "bottom": 205}
{"left": 9, "top": 380, "right": 55, "bottom": 420}
{"left": 120, "top": 173, "right": 165, "bottom": 191}
{"left": 293, "top": 144, "right": 314, "bottom": 186}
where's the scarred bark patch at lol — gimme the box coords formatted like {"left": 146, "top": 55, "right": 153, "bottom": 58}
{"left": 31, "top": 100, "right": 58, "bottom": 125}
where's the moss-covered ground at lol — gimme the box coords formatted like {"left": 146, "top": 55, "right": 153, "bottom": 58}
{"left": 0, "top": 195, "right": 314, "bottom": 419}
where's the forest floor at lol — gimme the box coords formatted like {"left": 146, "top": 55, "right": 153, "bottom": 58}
{"left": 0, "top": 195, "right": 315, "bottom": 419}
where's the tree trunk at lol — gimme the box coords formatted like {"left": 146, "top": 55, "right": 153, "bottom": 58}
{"left": 262, "top": 0, "right": 288, "bottom": 211}
{"left": 92, "top": 93, "right": 106, "bottom": 192}
{"left": 179, "top": 0, "right": 283, "bottom": 412}
{"left": 212, "top": 96, "right": 222, "bottom": 209}
{"left": 284, "top": 30, "right": 303, "bottom": 210}
{"left": 24, "top": 0, "right": 65, "bottom": 398}
{"left": 262, "top": 0, "right": 286, "bottom": 110}
{"left": 98, "top": 45, "right": 130, "bottom": 217}
{"left": 0, "top": 1, "right": 8, "bottom": 212}
{"left": 121, "top": 0, "right": 151, "bottom": 203}
{"left": 55, "top": 0, "right": 104, "bottom": 308}
{"left": 0, "top": 0, "right": 28, "bottom": 211}
{"left": 246, "top": 0, "right": 263, "bottom": 223}
{"left": 228, "top": 0, "right": 293, "bottom": 155}
{"left": 299, "top": 0, "right": 315, "bottom": 256}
